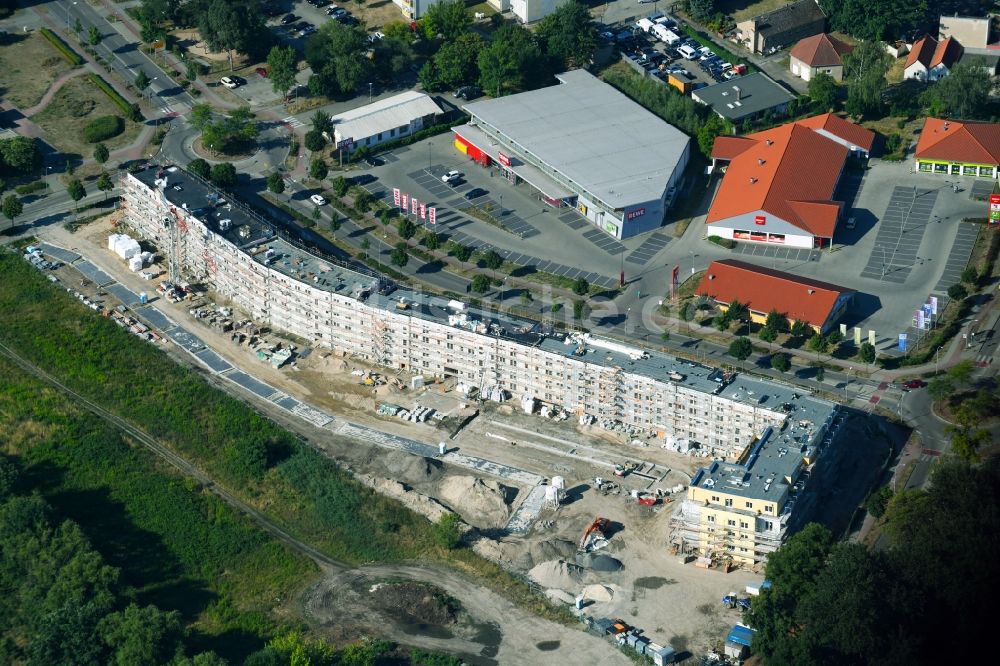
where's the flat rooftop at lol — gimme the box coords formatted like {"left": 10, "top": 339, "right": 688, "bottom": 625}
{"left": 130, "top": 164, "right": 837, "bottom": 430}
{"left": 693, "top": 73, "right": 795, "bottom": 122}
{"left": 691, "top": 381, "right": 837, "bottom": 503}
{"left": 463, "top": 69, "right": 690, "bottom": 208}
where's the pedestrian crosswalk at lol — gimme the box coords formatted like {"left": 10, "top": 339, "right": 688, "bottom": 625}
{"left": 975, "top": 354, "right": 994, "bottom": 366}
{"left": 283, "top": 115, "right": 304, "bottom": 129}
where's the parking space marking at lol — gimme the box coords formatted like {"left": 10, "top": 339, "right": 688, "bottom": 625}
{"left": 933, "top": 223, "right": 981, "bottom": 292}
{"left": 863, "top": 186, "right": 938, "bottom": 282}
{"left": 625, "top": 232, "right": 670, "bottom": 265}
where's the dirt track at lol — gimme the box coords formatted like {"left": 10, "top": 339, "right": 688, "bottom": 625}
{"left": 305, "top": 564, "right": 632, "bottom": 666}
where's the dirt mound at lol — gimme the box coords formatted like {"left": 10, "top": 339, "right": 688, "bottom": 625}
{"left": 360, "top": 474, "right": 454, "bottom": 523}
{"left": 529, "top": 538, "right": 577, "bottom": 565}
{"left": 545, "top": 588, "right": 577, "bottom": 605}
{"left": 438, "top": 475, "right": 512, "bottom": 528}
{"left": 576, "top": 552, "right": 624, "bottom": 572}
{"left": 383, "top": 450, "right": 443, "bottom": 485}
{"left": 528, "top": 559, "right": 584, "bottom": 591}
{"left": 581, "top": 584, "right": 614, "bottom": 603}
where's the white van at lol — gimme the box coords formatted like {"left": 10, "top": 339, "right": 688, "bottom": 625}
{"left": 677, "top": 44, "right": 698, "bottom": 59}
{"left": 636, "top": 18, "right": 655, "bottom": 33}
{"left": 651, "top": 24, "right": 672, "bottom": 43}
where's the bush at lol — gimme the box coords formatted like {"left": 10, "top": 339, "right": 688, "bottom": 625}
{"left": 331, "top": 176, "right": 349, "bottom": 197}
{"left": 86, "top": 74, "right": 142, "bottom": 121}
{"left": 14, "top": 181, "right": 48, "bottom": 196}
{"left": 187, "top": 158, "right": 211, "bottom": 179}
{"left": 770, "top": 352, "right": 790, "bottom": 372}
{"left": 82, "top": 115, "right": 124, "bottom": 143}
{"left": 947, "top": 283, "right": 969, "bottom": 301}
{"left": 707, "top": 235, "right": 737, "bottom": 249}
{"left": 431, "top": 513, "right": 463, "bottom": 549}
{"left": 471, "top": 274, "right": 491, "bottom": 293}
{"left": 304, "top": 129, "right": 326, "bottom": 152}
{"left": 38, "top": 27, "right": 83, "bottom": 66}
{"left": 210, "top": 162, "right": 237, "bottom": 188}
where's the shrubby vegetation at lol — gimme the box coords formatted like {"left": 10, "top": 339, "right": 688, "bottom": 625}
{"left": 0, "top": 136, "right": 41, "bottom": 177}
{"left": 83, "top": 115, "right": 125, "bottom": 143}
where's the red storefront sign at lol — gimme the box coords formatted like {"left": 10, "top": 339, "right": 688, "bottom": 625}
{"left": 754, "top": 214, "right": 766, "bottom": 225}
{"left": 989, "top": 193, "right": 1000, "bottom": 224}
{"left": 497, "top": 151, "right": 511, "bottom": 167}
{"left": 626, "top": 208, "right": 646, "bottom": 220}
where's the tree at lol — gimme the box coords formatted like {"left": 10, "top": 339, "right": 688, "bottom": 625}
{"left": 266, "top": 172, "right": 285, "bottom": 194}
{"left": 759, "top": 327, "right": 777, "bottom": 343}
{"left": 135, "top": 70, "right": 150, "bottom": 92}
{"left": 807, "top": 334, "right": 830, "bottom": 353}
{"left": 88, "top": 25, "right": 101, "bottom": 46}
{"left": 96, "top": 172, "right": 114, "bottom": 201}
{"left": 0, "top": 136, "right": 41, "bottom": 174}
{"left": 74, "top": 17, "right": 83, "bottom": 35}
{"left": 859, "top": 341, "right": 876, "bottom": 365}
{"left": 397, "top": 217, "right": 416, "bottom": 240}
{"left": 308, "top": 157, "right": 328, "bottom": 181}
{"left": 866, "top": 485, "right": 893, "bottom": 519}
{"left": 815, "top": 366, "right": 825, "bottom": 382}
{"left": 93, "top": 143, "right": 109, "bottom": 165}
{"left": 372, "top": 35, "right": 414, "bottom": 83}
{"left": 471, "top": 273, "right": 491, "bottom": 293}
{"left": 27, "top": 600, "right": 107, "bottom": 666}
{"left": 687, "top": 0, "right": 717, "bottom": 22}
{"left": 266, "top": 45, "right": 297, "bottom": 98}
{"left": 99, "top": 603, "right": 185, "bottom": 666}
{"left": 187, "top": 158, "right": 211, "bottom": 179}
{"left": 353, "top": 190, "right": 373, "bottom": 212}
{"left": 819, "top": 0, "right": 927, "bottom": 41}
{"left": 66, "top": 179, "right": 86, "bottom": 203}
{"left": 2, "top": 193, "right": 22, "bottom": 224}
{"left": 209, "top": 162, "right": 237, "bottom": 188}
{"left": 201, "top": 106, "right": 258, "bottom": 155}
{"left": 420, "top": 0, "right": 470, "bottom": 40}
{"left": 303, "top": 129, "right": 326, "bottom": 152}
{"left": 197, "top": 0, "right": 268, "bottom": 72}
{"left": 696, "top": 113, "right": 732, "bottom": 158}
{"left": 430, "top": 33, "right": 484, "bottom": 89}
{"left": 305, "top": 20, "right": 373, "bottom": 98}
{"left": 310, "top": 110, "right": 332, "bottom": 135}
{"left": 808, "top": 71, "right": 838, "bottom": 111}
{"left": 948, "top": 283, "right": 969, "bottom": 301}
{"left": 422, "top": 231, "right": 441, "bottom": 250}
{"left": 189, "top": 103, "right": 213, "bottom": 132}
{"left": 573, "top": 299, "right": 586, "bottom": 320}
{"left": 572, "top": 276, "right": 589, "bottom": 296}
{"left": 389, "top": 243, "right": 409, "bottom": 267}
{"left": 478, "top": 24, "right": 546, "bottom": 97}
{"left": 961, "top": 266, "right": 979, "bottom": 285}
{"left": 536, "top": 1, "right": 597, "bottom": 69}
{"left": 224, "top": 437, "right": 267, "bottom": 481}
{"left": 770, "top": 352, "right": 790, "bottom": 372}
{"left": 843, "top": 41, "right": 892, "bottom": 117}
{"left": 922, "top": 62, "right": 994, "bottom": 120}
{"left": 790, "top": 319, "right": 810, "bottom": 338}
{"left": 452, "top": 243, "right": 472, "bottom": 262}
{"left": 482, "top": 249, "right": 503, "bottom": 270}
{"left": 728, "top": 336, "right": 753, "bottom": 361}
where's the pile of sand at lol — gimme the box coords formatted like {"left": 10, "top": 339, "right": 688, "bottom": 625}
{"left": 438, "top": 475, "right": 511, "bottom": 528}
{"left": 528, "top": 559, "right": 584, "bottom": 591}
{"left": 383, "top": 450, "right": 443, "bottom": 485}
{"left": 576, "top": 552, "right": 624, "bottom": 572}
{"left": 545, "top": 589, "right": 577, "bottom": 605}
{"left": 512, "top": 538, "right": 578, "bottom": 570}
{"left": 360, "top": 474, "right": 454, "bottom": 524}
{"left": 581, "top": 584, "right": 614, "bottom": 603}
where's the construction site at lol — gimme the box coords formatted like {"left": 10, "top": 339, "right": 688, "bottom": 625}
{"left": 24, "top": 163, "right": 892, "bottom": 659}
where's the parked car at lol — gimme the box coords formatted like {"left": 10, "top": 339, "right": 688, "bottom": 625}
{"left": 310, "top": 194, "right": 327, "bottom": 206}
{"left": 464, "top": 187, "right": 488, "bottom": 200}
{"left": 255, "top": 66, "right": 268, "bottom": 78}
{"left": 280, "top": 13, "right": 298, "bottom": 25}
{"left": 298, "top": 24, "right": 317, "bottom": 37}
{"left": 220, "top": 76, "right": 241, "bottom": 89}
{"left": 454, "top": 85, "right": 481, "bottom": 100}
{"left": 441, "top": 170, "right": 462, "bottom": 184}
{"left": 901, "top": 379, "right": 927, "bottom": 390}
{"left": 368, "top": 31, "right": 385, "bottom": 43}
{"left": 845, "top": 216, "right": 857, "bottom": 229}
{"left": 311, "top": 0, "right": 331, "bottom": 7}
{"left": 364, "top": 155, "right": 384, "bottom": 167}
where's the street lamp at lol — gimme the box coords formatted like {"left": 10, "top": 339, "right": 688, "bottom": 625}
{"left": 368, "top": 82, "right": 373, "bottom": 103}
{"left": 498, "top": 193, "right": 503, "bottom": 218}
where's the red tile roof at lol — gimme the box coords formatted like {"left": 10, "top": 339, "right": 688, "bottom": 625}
{"left": 905, "top": 35, "right": 938, "bottom": 69}
{"left": 794, "top": 113, "right": 876, "bottom": 152}
{"left": 789, "top": 33, "right": 852, "bottom": 67}
{"left": 695, "top": 260, "right": 854, "bottom": 329}
{"left": 711, "top": 136, "right": 758, "bottom": 161}
{"left": 707, "top": 118, "right": 856, "bottom": 237}
{"left": 915, "top": 117, "right": 1000, "bottom": 164}
{"left": 905, "top": 35, "right": 963, "bottom": 71}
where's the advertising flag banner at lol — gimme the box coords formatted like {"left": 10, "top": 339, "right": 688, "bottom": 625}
{"left": 392, "top": 188, "right": 400, "bottom": 207}
{"left": 898, "top": 334, "right": 907, "bottom": 352}
{"left": 990, "top": 193, "right": 1000, "bottom": 223}
{"left": 411, "top": 198, "right": 418, "bottom": 215}
{"left": 923, "top": 304, "right": 933, "bottom": 323}
{"left": 854, "top": 327, "right": 862, "bottom": 345}
{"left": 429, "top": 207, "right": 436, "bottom": 225}
{"left": 401, "top": 192, "right": 408, "bottom": 210}
{"left": 915, "top": 309, "right": 925, "bottom": 329}
{"left": 928, "top": 296, "right": 938, "bottom": 315}
{"left": 419, "top": 202, "right": 426, "bottom": 220}
{"left": 868, "top": 329, "right": 876, "bottom": 346}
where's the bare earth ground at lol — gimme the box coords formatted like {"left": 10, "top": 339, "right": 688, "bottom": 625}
{"left": 44, "top": 217, "right": 765, "bottom": 657}
{"left": 716, "top": 0, "right": 792, "bottom": 23}
{"left": 0, "top": 31, "right": 76, "bottom": 110}
{"left": 31, "top": 77, "right": 143, "bottom": 159}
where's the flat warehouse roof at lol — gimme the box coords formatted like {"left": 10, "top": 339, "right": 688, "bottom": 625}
{"left": 463, "top": 70, "right": 690, "bottom": 208}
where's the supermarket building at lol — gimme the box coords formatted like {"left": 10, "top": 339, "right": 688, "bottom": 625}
{"left": 914, "top": 117, "right": 1000, "bottom": 178}
{"left": 452, "top": 69, "right": 691, "bottom": 239}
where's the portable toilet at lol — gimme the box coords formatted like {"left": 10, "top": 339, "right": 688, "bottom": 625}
{"left": 646, "top": 642, "right": 676, "bottom": 665}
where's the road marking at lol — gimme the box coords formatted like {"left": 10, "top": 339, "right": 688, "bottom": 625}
{"left": 283, "top": 116, "right": 304, "bottom": 128}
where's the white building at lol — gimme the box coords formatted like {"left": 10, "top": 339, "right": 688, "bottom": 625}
{"left": 454, "top": 70, "right": 690, "bottom": 239}
{"left": 120, "top": 164, "right": 836, "bottom": 461}
{"left": 903, "top": 34, "right": 963, "bottom": 81}
{"left": 510, "top": 0, "right": 569, "bottom": 23}
{"left": 332, "top": 91, "right": 442, "bottom": 153}
{"left": 393, "top": 0, "right": 442, "bottom": 20}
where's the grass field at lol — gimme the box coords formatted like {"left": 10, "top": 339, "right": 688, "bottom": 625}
{"left": 0, "top": 356, "right": 317, "bottom": 662}
{"left": 716, "top": 0, "right": 791, "bottom": 22}
{"left": 0, "top": 31, "right": 77, "bottom": 110}
{"left": 31, "top": 76, "right": 143, "bottom": 160}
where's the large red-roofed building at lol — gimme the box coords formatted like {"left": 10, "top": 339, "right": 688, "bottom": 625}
{"left": 706, "top": 114, "right": 874, "bottom": 249}
{"left": 914, "top": 117, "right": 1000, "bottom": 178}
{"left": 696, "top": 259, "right": 855, "bottom": 334}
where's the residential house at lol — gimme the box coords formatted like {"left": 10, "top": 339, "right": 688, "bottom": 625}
{"left": 735, "top": 0, "right": 826, "bottom": 55}
{"left": 788, "top": 33, "right": 852, "bottom": 82}
{"left": 903, "top": 35, "right": 964, "bottom": 80}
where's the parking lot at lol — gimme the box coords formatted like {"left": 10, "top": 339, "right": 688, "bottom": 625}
{"left": 860, "top": 187, "right": 939, "bottom": 284}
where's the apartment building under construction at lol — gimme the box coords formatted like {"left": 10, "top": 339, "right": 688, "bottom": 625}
{"left": 120, "top": 165, "right": 838, "bottom": 474}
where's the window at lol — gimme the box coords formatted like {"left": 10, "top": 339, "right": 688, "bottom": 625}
{"left": 764, "top": 521, "right": 773, "bottom": 530}
{"left": 980, "top": 166, "right": 995, "bottom": 177}
{"left": 764, "top": 505, "right": 773, "bottom": 513}
{"left": 918, "top": 161, "right": 932, "bottom": 172}
{"left": 707, "top": 515, "right": 716, "bottom": 523}
{"left": 745, "top": 501, "right": 753, "bottom": 509}
{"left": 933, "top": 162, "right": 948, "bottom": 173}
{"left": 740, "top": 521, "right": 749, "bottom": 529}
{"left": 727, "top": 519, "right": 736, "bottom": 527}
{"left": 724, "top": 498, "right": 733, "bottom": 507}
{"left": 711, "top": 495, "right": 719, "bottom": 502}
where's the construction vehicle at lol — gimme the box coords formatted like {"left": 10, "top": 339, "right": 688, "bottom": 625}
{"left": 580, "top": 517, "right": 611, "bottom": 552}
